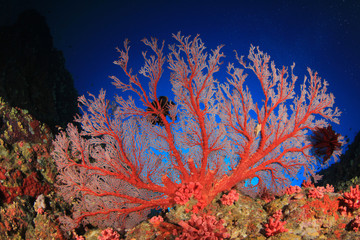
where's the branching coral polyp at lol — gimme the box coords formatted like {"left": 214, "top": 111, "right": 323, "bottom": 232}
{"left": 52, "top": 32, "right": 342, "bottom": 230}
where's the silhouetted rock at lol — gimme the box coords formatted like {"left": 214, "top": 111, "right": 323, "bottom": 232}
{"left": 0, "top": 9, "right": 78, "bottom": 132}
{"left": 317, "top": 130, "right": 360, "bottom": 191}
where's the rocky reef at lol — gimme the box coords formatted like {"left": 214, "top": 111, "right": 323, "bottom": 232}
{"left": 318, "top": 131, "right": 360, "bottom": 192}
{"left": 0, "top": 98, "right": 68, "bottom": 239}
{"left": 125, "top": 182, "right": 360, "bottom": 240}
{"left": 0, "top": 9, "right": 78, "bottom": 132}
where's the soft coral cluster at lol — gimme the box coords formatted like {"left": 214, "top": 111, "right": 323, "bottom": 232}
{"left": 221, "top": 189, "right": 239, "bottom": 206}
{"left": 263, "top": 210, "right": 288, "bottom": 237}
{"left": 98, "top": 228, "right": 120, "bottom": 240}
{"left": 308, "top": 187, "right": 325, "bottom": 199}
{"left": 343, "top": 185, "right": 360, "bottom": 211}
{"left": 174, "top": 181, "right": 206, "bottom": 213}
{"left": 285, "top": 185, "right": 302, "bottom": 195}
{"left": 339, "top": 185, "right": 360, "bottom": 216}
{"left": 176, "top": 214, "right": 230, "bottom": 239}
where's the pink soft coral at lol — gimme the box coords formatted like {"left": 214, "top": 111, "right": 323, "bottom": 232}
{"left": 343, "top": 185, "right": 360, "bottom": 212}
{"left": 263, "top": 210, "right": 288, "bottom": 237}
{"left": 308, "top": 187, "right": 324, "bottom": 199}
{"left": 324, "top": 184, "right": 335, "bottom": 193}
{"left": 174, "top": 182, "right": 203, "bottom": 205}
{"left": 285, "top": 185, "right": 302, "bottom": 195}
{"left": 98, "top": 228, "right": 120, "bottom": 240}
{"left": 149, "top": 215, "right": 164, "bottom": 226}
{"left": 174, "top": 181, "right": 206, "bottom": 213}
{"left": 301, "top": 180, "right": 315, "bottom": 188}
{"left": 176, "top": 214, "right": 230, "bottom": 239}
{"left": 221, "top": 189, "right": 239, "bottom": 205}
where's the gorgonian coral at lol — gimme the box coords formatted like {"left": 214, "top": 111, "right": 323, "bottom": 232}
{"left": 52, "top": 33, "right": 342, "bottom": 231}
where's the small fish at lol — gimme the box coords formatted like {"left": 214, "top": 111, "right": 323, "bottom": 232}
{"left": 55, "top": 125, "right": 64, "bottom": 132}
{"left": 254, "top": 123, "right": 261, "bottom": 137}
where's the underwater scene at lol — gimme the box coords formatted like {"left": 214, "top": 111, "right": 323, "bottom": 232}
{"left": 0, "top": 1, "right": 360, "bottom": 239}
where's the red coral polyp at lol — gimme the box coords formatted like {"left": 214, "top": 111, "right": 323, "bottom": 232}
{"left": 263, "top": 211, "right": 288, "bottom": 237}
{"left": 285, "top": 185, "right": 302, "bottom": 195}
{"left": 149, "top": 215, "right": 164, "bottom": 226}
{"left": 342, "top": 185, "right": 360, "bottom": 212}
{"left": 264, "top": 217, "right": 288, "bottom": 237}
{"left": 98, "top": 228, "right": 120, "bottom": 240}
{"left": 221, "top": 189, "right": 239, "bottom": 205}
{"left": 177, "top": 214, "right": 230, "bottom": 239}
{"left": 174, "top": 182, "right": 203, "bottom": 205}
{"left": 308, "top": 187, "right": 324, "bottom": 199}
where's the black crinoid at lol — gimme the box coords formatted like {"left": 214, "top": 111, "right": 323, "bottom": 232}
{"left": 310, "top": 125, "right": 342, "bottom": 163}
{"left": 146, "top": 96, "right": 176, "bottom": 126}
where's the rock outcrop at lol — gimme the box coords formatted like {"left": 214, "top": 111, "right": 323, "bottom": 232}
{"left": 0, "top": 9, "right": 78, "bottom": 132}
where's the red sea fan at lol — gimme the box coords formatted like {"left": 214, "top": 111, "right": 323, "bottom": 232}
{"left": 52, "top": 33, "right": 342, "bottom": 231}
{"left": 310, "top": 125, "right": 342, "bottom": 163}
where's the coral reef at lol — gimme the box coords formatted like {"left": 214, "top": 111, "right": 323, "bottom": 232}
{"left": 1, "top": 13, "right": 360, "bottom": 238}
{"left": 0, "top": 98, "right": 54, "bottom": 204}
{"left": 1, "top": 100, "right": 360, "bottom": 239}
{"left": 0, "top": 100, "right": 68, "bottom": 239}
{"left": 126, "top": 183, "right": 360, "bottom": 239}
